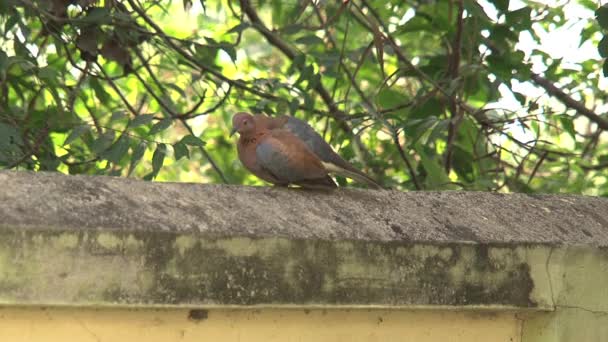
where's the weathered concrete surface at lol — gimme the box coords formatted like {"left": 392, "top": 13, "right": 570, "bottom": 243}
{"left": 1, "top": 170, "right": 608, "bottom": 341}
{"left": 1, "top": 170, "right": 607, "bottom": 245}
{"left": 0, "top": 227, "right": 551, "bottom": 308}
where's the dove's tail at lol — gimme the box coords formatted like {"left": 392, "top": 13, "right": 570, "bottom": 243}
{"left": 321, "top": 162, "right": 383, "bottom": 189}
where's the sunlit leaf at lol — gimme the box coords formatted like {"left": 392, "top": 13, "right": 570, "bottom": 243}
{"left": 128, "top": 142, "right": 147, "bottom": 176}
{"left": 173, "top": 141, "right": 189, "bottom": 160}
{"left": 131, "top": 114, "right": 156, "bottom": 127}
{"left": 151, "top": 143, "right": 167, "bottom": 179}
{"left": 103, "top": 135, "right": 130, "bottom": 163}
{"left": 63, "top": 125, "right": 90, "bottom": 146}
{"left": 180, "top": 135, "right": 206, "bottom": 147}
{"left": 489, "top": 0, "right": 509, "bottom": 12}
{"left": 599, "top": 36, "right": 608, "bottom": 58}
{"left": 149, "top": 118, "right": 173, "bottom": 135}
{"left": 80, "top": 7, "right": 112, "bottom": 25}
{"left": 227, "top": 22, "right": 250, "bottom": 34}
{"left": 559, "top": 116, "right": 576, "bottom": 139}
{"left": 295, "top": 35, "right": 324, "bottom": 46}
{"left": 110, "top": 110, "right": 127, "bottom": 121}
{"left": 596, "top": 5, "right": 608, "bottom": 29}
{"left": 91, "top": 131, "right": 115, "bottom": 154}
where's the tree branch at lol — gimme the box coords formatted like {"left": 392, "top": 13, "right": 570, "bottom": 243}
{"left": 531, "top": 73, "right": 608, "bottom": 131}
{"left": 393, "top": 133, "right": 422, "bottom": 190}
{"left": 444, "top": 0, "right": 465, "bottom": 173}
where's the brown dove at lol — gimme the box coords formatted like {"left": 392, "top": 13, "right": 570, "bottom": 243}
{"left": 231, "top": 112, "right": 336, "bottom": 189}
{"left": 249, "top": 113, "right": 380, "bottom": 188}
{"left": 231, "top": 112, "right": 381, "bottom": 189}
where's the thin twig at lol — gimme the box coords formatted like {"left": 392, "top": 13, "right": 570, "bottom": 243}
{"left": 393, "top": 132, "right": 422, "bottom": 190}
{"left": 178, "top": 118, "right": 229, "bottom": 184}
{"left": 66, "top": 62, "right": 90, "bottom": 114}
{"left": 444, "top": 0, "right": 465, "bottom": 173}
{"left": 530, "top": 73, "right": 608, "bottom": 131}
{"left": 528, "top": 151, "right": 549, "bottom": 185}
{"left": 94, "top": 61, "right": 139, "bottom": 116}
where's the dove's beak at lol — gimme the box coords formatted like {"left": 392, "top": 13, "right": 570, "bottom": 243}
{"left": 229, "top": 127, "right": 237, "bottom": 137}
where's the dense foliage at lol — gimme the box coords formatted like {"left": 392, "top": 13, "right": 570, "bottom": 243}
{"left": 1, "top": 0, "right": 607, "bottom": 194}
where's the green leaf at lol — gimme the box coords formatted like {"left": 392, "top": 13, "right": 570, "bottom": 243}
{"left": 287, "top": 54, "right": 305, "bottom": 76}
{"left": 490, "top": 0, "right": 509, "bottom": 12}
{"left": 559, "top": 116, "right": 576, "bottom": 139}
{"left": 295, "top": 35, "right": 325, "bottom": 46}
{"left": 91, "top": 131, "right": 115, "bottom": 154}
{"left": 128, "top": 142, "right": 146, "bottom": 176}
{"left": 603, "top": 60, "right": 608, "bottom": 77}
{"left": 295, "top": 64, "right": 314, "bottom": 85}
{"left": 378, "top": 88, "right": 406, "bottom": 109}
{"left": 159, "top": 95, "right": 178, "bottom": 115}
{"left": 38, "top": 66, "right": 58, "bottom": 83}
{"left": 416, "top": 144, "right": 450, "bottom": 188}
{"left": 599, "top": 36, "right": 608, "bottom": 58}
{"left": 110, "top": 110, "right": 127, "bottom": 121}
{"left": 221, "top": 44, "right": 237, "bottom": 62}
{"left": 63, "top": 125, "right": 90, "bottom": 145}
{"left": 165, "top": 83, "right": 186, "bottom": 98}
{"left": 513, "top": 92, "right": 526, "bottom": 105}
{"left": 396, "top": 16, "right": 433, "bottom": 34}
{"left": 173, "top": 141, "right": 189, "bottom": 160}
{"left": 80, "top": 7, "right": 112, "bottom": 25}
{"left": 90, "top": 78, "right": 110, "bottom": 103}
{"left": 409, "top": 98, "right": 444, "bottom": 119}
{"left": 103, "top": 135, "right": 130, "bottom": 163}
{"left": 194, "top": 45, "right": 219, "bottom": 68}
{"left": 180, "top": 134, "right": 206, "bottom": 147}
{"left": 0, "top": 122, "right": 23, "bottom": 164}
{"left": 306, "top": 73, "right": 320, "bottom": 90}
{"left": 505, "top": 7, "right": 531, "bottom": 31}
{"left": 227, "top": 22, "right": 250, "bottom": 34}
{"left": 130, "top": 114, "right": 156, "bottom": 127}
{"left": 4, "top": 11, "right": 21, "bottom": 34}
{"left": 289, "top": 98, "right": 299, "bottom": 115}
{"left": 0, "top": 50, "right": 8, "bottom": 73}
{"left": 282, "top": 24, "right": 304, "bottom": 35}
{"left": 596, "top": 5, "right": 608, "bottom": 30}
{"left": 303, "top": 92, "right": 314, "bottom": 111}
{"left": 315, "top": 52, "right": 340, "bottom": 70}
{"left": 151, "top": 143, "right": 167, "bottom": 179}
{"left": 149, "top": 118, "right": 173, "bottom": 135}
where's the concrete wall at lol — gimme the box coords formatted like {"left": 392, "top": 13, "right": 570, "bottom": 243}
{"left": 1, "top": 171, "right": 607, "bottom": 341}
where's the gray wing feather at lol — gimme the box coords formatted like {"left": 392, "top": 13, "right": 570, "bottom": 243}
{"left": 286, "top": 116, "right": 346, "bottom": 166}
{"left": 256, "top": 140, "right": 305, "bottom": 182}
{"left": 285, "top": 116, "right": 381, "bottom": 188}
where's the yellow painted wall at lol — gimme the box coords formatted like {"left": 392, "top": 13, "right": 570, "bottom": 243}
{"left": 0, "top": 307, "right": 520, "bottom": 342}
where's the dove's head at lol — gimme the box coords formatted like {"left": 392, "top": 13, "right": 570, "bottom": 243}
{"left": 230, "top": 112, "right": 256, "bottom": 137}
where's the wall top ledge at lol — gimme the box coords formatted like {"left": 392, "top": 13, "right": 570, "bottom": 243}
{"left": 1, "top": 170, "right": 607, "bottom": 246}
